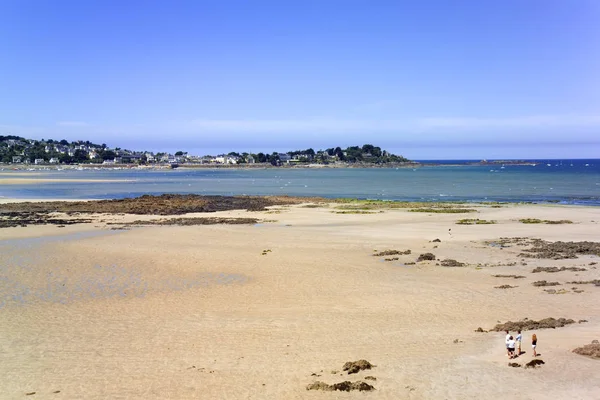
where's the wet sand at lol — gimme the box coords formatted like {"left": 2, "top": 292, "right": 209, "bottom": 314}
{"left": 0, "top": 200, "right": 599, "bottom": 399}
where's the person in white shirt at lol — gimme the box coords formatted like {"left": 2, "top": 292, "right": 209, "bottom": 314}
{"left": 505, "top": 330, "right": 511, "bottom": 357}
{"left": 507, "top": 336, "right": 516, "bottom": 359}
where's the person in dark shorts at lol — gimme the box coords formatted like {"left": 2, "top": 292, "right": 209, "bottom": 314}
{"left": 532, "top": 333, "right": 538, "bottom": 356}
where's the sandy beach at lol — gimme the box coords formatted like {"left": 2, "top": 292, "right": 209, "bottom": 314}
{"left": 1, "top": 198, "right": 599, "bottom": 399}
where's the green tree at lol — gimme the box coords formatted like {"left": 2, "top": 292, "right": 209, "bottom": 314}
{"left": 72, "top": 149, "right": 89, "bottom": 163}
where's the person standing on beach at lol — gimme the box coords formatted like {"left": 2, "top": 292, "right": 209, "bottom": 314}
{"left": 507, "top": 336, "right": 516, "bottom": 359}
{"left": 505, "top": 330, "right": 511, "bottom": 357}
{"left": 532, "top": 333, "right": 538, "bottom": 357}
{"left": 516, "top": 330, "right": 522, "bottom": 355}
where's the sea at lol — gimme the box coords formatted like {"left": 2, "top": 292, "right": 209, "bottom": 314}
{"left": 1, "top": 159, "right": 599, "bottom": 206}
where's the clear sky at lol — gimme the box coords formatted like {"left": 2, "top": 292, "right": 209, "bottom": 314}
{"left": 1, "top": 0, "right": 599, "bottom": 159}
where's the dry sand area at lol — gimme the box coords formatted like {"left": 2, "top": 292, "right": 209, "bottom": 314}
{"left": 1, "top": 198, "right": 599, "bottom": 399}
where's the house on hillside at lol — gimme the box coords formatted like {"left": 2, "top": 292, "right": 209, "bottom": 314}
{"left": 49, "top": 158, "right": 59, "bottom": 164}
{"left": 12, "top": 156, "right": 22, "bottom": 163}
{"left": 246, "top": 155, "right": 255, "bottom": 164}
{"left": 34, "top": 158, "right": 45, "bottom": 165}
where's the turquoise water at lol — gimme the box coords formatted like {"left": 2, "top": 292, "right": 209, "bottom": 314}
{"left": 1, "top": 159, "right": 599, "bottom": 205}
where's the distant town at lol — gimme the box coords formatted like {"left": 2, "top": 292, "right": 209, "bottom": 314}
{"left": 0, "top": 135, "right": 410, "bottom": 167}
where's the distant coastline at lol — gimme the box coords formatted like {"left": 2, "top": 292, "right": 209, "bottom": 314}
{"left": 0, "top": 159, "right": 594, "bottom": 171}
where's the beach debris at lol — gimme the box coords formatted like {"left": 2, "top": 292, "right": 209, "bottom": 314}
{"left": 417, "top": 253, "right": 436, "bottom": 262}
{"left": 261, "top": 249, "right": 272, "bottom": 255}
{"left": 524, "top": 359, "right": 545, "bottom": 368}
{"left": 343, "top": 360, "right": 374, "bottom": 374}
{"left": 364, "top": 376, "right": 377, "bottom": 381}
{"left": 573, "top": 342, "right": 600, "bottom": 359}
{"left": 440, "top": 258, "right": 465, "bottom": 267}
{"left": 474, "top": 327, "right": 487, "bottom": 333}
{"left": 25, "top": 393, "right": 36, "bottom": 396}
{"left": 373, "top": 249, "right": 411, "bottom": 257}
{"left": 384, "top": 257, "right": 399, "bottom": 261}
{"left": 495, "top": 285, "right": 517, "bottom": 289}
{"left": 493, "top": 274, "right": 526, "bottom": 279}
{"left": 432, "top": 238, "right": 441, "bottom": 242}
{"left": 453, "top": 339, "right": 463, "bottom": 343}
{"left": 306, "top": 381, "right": 375, "bottom": 392}
{"left": 491, "top": 317, "right": 576, "bottom": 331}
{"left": 531, "top": 266, "right": 587, "bottom": 273}
{"left": 532, "top": 280, "right": 561, "bottom": 287}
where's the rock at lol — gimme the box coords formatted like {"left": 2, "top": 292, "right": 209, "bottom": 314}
{"left": 508, "top": 362, "right": 521, "bottom": 368}
{"left": 491, "top": 317, "right": 575, "bottom": 331}
{"left": 524, "top": 359, "right": 545, "bottom": 368}
{"left": 417, "top": 253, "right": 436, "bottom": 262}
{"left": 343, "top": 360, "right": 374, "bottom": 374}
{"left": 307, "top": 381, "right": 375, "bottom": 392}
{"left": 440, "top": 259, "right": 465, "bottom": 267}
{"left": 572, "top": 343, "right": 600, "bottom": 358}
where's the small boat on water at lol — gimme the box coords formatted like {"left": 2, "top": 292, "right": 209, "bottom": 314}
{"left": 170, "top": 163, "right": 179, "bottom": 169}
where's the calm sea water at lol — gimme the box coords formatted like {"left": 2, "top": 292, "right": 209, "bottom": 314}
{"left": 1, "top": 159, "right": 599, "bottom": 205}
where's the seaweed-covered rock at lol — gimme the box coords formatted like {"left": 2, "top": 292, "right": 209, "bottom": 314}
{"left": 532, "top": 266, "right": 586, "bottom": 273}
{"left": 417, "top": 253, "right": 436, "bottom": 262}
{"left": 532, "top": 281, "right": 561, "bottom": 287}
{"left": 306, "top": 381, "right": 375, "bottom": 392}
{"left": 491, "top": 317, "right": 576, "bottom": 331}
{"left": 343, "top": 360, "right": 374, "bottom": 374}
{"left": 373, "top": 249, "right": 411, "bottom": 257}
{"left": 520, "top": 240, "right": 600, "bottom": 260}
{"left": 440, "top": 259, "right": 465, "bottom": 267}
{"left": 572, "top": 342, "right": 600, "bottom": 359}
{"left": 524, "top": 359, "right": 545, "bottom": 368}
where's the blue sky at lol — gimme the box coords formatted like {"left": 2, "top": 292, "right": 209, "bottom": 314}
{"left": 1, "top": 0, "right": 599, "bottom": 159}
